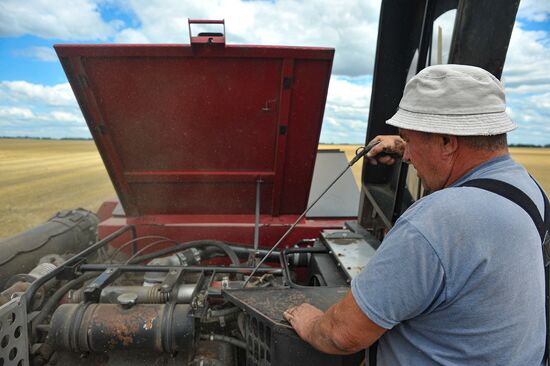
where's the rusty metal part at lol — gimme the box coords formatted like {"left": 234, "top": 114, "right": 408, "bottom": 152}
{"left": 2, "top": 261, "right": 59, "bottom": 309}
{"left": 49, "top": 303, "right": 194, "bottom": 354}
{"left": 0, "top": 281, "right": 30, "bottom": 305}
{"left": 190, "top": 340, "right": 234, "bottom": 366}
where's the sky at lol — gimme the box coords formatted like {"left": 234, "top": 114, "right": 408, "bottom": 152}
{"left": 0, "top": 0, "right": 549, "bottom": 145}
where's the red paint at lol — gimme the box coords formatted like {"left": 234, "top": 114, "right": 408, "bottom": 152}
{"left": 55, "top": 27, "right": 343, "bottom": 251}
{"left": 55, "top": 43, "right": 334, "bottom": 217}
{"left": 98, "top": 215, "right": 347, "bottom": 256}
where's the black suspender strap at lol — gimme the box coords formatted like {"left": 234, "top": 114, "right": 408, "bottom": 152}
{"left": 532, "top": 178, "right": 550, "bottom": 265}
{"left": 460, "top": 178, "right": 547, "bottom": 243}
{"left": 459, "top": 178, "right": 550, "bottom": 364}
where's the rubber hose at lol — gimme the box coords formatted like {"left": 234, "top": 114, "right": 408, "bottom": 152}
{"left": 129, "top": 240, "right": 240, "bottom": 266}
{"left": 200, "top": 334, "right": 247, "bottom": 350}
{"left": 223, "top": 245, "right": 281, "bottom": 260}
{"left": 31, "top": 272, "right": 96, "bottom": 338}
{"left": 209, "top": 306, "right": 241, "bottom": 318}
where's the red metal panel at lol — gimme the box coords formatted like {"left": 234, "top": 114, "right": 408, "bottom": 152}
{"left": 98, "top": 215, "right": 349, "bottom": 255}
{"left": 68, "top": 57, "right": 140, "bottom": 216}
{"left": 271, "top": 59, "right": 294, "bottom": 216}
{"left": 55, "top": 44, "right": 334, "bottom": 217}
{"left": 280, "top": 60, "right": 333, "bottom": 213}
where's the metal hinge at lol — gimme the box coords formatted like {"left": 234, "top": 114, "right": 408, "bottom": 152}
{"left": 283, "top": 77, "right": 293, "bottom": 89}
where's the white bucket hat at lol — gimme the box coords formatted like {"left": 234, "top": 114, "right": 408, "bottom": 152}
{"left": 386, "top": 64, "right": 517, "bottom": 135}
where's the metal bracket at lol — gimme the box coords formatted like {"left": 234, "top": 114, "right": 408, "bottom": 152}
{"left": 83, "top": 267, "right": 121, "bottom": 302}
{"left": 0, "top": 297, "right": 29, "bottom": 366}
{"left": 323, "top": 231, "right": 364, "bottom": 240}
{"left": 160, "top": 268, "right": 184, "bottom": 293}
{"left": 55, "top": 257, "right": 87, "bottom": 280}
{"left": 321, "top": 230, "right": 377, "bottom": 281}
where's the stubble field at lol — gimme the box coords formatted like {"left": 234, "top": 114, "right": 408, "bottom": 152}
{"left": 0, "top": 139, "right": 549, "bottom": 240}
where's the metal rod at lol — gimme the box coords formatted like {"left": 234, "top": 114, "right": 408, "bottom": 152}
{"left": 253, "top": 179, "right": 262, "bottom": 261}
{"left": 437, "top": 25, "right": 443, "bottom": 64}
{"left": 242, "top": 145, "right": 375, "bottom": 287}
{"left": 130, "top": 225, "right": 138, "bottom": 255}
{"left": 23, "top": 224, "right": 135, "bottom": 309}
{"left": 416, "top": 0, "right": 436, "bottom": 73}
{"left": 79, "top": 264, "right": 282, "bottom": 274}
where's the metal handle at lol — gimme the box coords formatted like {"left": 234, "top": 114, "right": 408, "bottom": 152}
{"left": 188, "top": 19, "right": 226, "bottom": 45}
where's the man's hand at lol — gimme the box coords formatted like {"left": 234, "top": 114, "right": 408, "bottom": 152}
{"left": 282, "top": 291, "right": 386, "bottom": 355}
{"left": 366, "top": 135, "right": 405, "bottom": 165}
{"left": 283, "top": 303, "right": 323, "bottom": 342}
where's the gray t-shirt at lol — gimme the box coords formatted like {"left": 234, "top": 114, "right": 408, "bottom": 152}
{"left": 351, "top": 155, "right": 546, "bottom": 365}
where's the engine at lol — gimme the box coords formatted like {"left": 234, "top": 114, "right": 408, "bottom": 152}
{"left": 0, "top": 209, "right": 378, "bottom": 366}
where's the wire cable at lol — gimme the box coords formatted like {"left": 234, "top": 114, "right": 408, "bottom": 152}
{"left": 124, "top": 239, "right": 180, "bottom": 264}
{"left": 242, "top": 143, "right": 377, "bottom": 287}
{"left": 107, "top": 235, "right": 175, "bottom": 263}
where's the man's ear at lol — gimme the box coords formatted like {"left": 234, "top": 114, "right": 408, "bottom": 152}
{"left": 440, "top": 134, "right": 458, "bottom": 156}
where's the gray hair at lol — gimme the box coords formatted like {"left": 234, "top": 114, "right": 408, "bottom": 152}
{"left": 457, "top": 134, "right": 508, "bottom": 151}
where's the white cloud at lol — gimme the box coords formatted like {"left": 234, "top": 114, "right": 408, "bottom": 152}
{"left": 0, "top": 106, "right": 83, "bottom": 125}
{"left": 321, "top": 75, "right": 371, "bottom": 143}
{"left": 12, "top": 46, "right": 59, "bottom": 62}
{"left": 114, "top": 0, "right": 380, "bottom": 76}
{"left": 500, "top": 22, "right": 550, "bottom": 144}
{"left": 508, "top": 91, "right": 550, "bottom": 145}
{"left": 48, "top": 111, "right": 84, "bottom": 124}
{"left": 0, "top": 80, "right": 88, "bottom": 138}
{"left": 0, "top": 0, "right": 549, "bottom": 144}
{"left": 0, "top": 81, "right": 76, "bottom": 107}
{"left": 518, "top": 0, "right": 550, "bottom": 22}
{"left": 502, "top": 24, "right": 550, "bottom": 97}
{"left": 0, "top": 0, "right": 122, "bottom": 40}
{"left": 0, "top": 106, "right": 35, "bottom": 119}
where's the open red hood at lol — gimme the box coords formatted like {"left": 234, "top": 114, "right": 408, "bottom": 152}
{"left": 55, "top": 37, "right": 333, "bottom": 217}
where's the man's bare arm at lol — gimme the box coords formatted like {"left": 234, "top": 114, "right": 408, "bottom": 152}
{"left": 283, "top": 290, "right": 386, "bottom": 354}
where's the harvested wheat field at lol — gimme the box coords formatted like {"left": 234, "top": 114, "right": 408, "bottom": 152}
{"left": 0, "top": 139, "right": 115, "bottom": 239}
{"left": 0, "top": 139, "right": 549, "bottom": 240}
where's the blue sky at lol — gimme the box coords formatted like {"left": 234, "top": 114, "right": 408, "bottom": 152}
{"left": 1, "top": 0, "right": 549, "bottom": 145}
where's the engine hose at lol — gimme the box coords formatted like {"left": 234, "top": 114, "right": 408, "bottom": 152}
{"left": 129, "top": 240, "right": 240, "bottom": 266}
{"left": 202, "top": 306, "right": 242, "bottom": 323}
{"left": 209, "top": 306, "right": 241, "bottom": 318}
{"left": 223, "top": 245, "right": 281, "bottom": 260}
{"left": 30, "top": 272, "right": 96, "bottom": 339}
{"left": 200, "top": 334, "right": 247, "bottom": 350}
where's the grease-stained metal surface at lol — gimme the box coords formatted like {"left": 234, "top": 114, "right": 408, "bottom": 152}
{"left": 88, "top": 304, "right": 161, "bottom": 350}
{"left": 50, "top": 303, "right": 193, "bottom": 354}
{"left": 321, "top": 229, "right": 378, "bottom": 280}
{"left": 223, "top": 287, "right": 349, "bottom": 330}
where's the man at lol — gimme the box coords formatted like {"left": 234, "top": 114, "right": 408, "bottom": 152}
{"left": 283, "top": 64, "right": 546, "bottom": 365}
